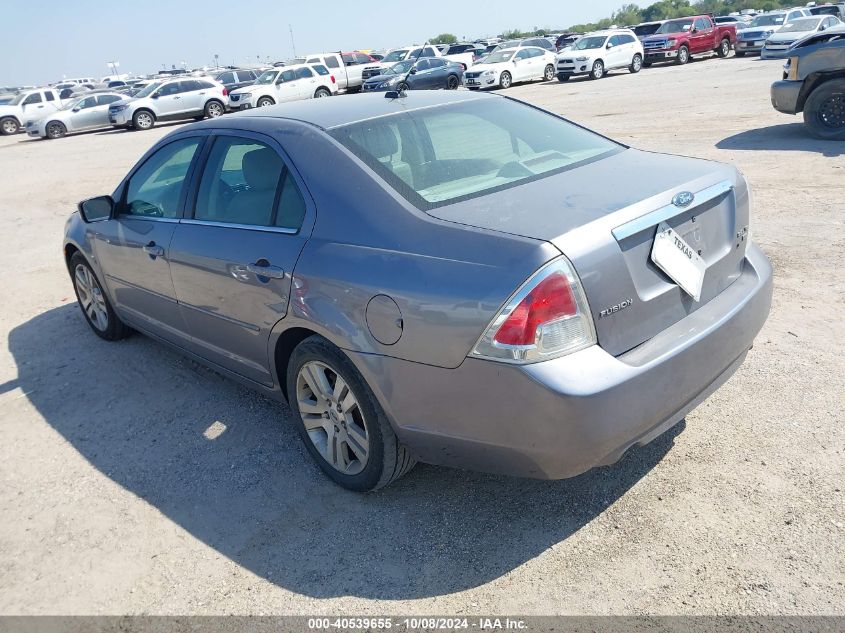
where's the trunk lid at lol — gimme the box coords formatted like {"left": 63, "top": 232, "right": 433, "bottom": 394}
{"left": 426, "top": 148, "right": 750, "bottom": 356}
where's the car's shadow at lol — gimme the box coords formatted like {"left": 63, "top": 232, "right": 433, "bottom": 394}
{"left": 8, "top": 304, "right": 683, "bottom": 600}
{"left": 717, "top": 123, "right": 844, "bottom": 156}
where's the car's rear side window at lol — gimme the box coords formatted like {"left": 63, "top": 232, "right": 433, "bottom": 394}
{"left": 330, "top": 99, "right": 621, "bottom": 210}
{"left": 194, "top": 137, "right": 305, "bottom": 230}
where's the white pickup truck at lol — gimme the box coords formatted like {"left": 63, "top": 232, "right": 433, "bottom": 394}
{"left": 360, "top": 45, "right": 476, "bottom": 82}
{"left": 0, "top": 88, "right": 66, "bottom": 135}
{"left": 301, "top": 52, "right": 374, "bottom": 92}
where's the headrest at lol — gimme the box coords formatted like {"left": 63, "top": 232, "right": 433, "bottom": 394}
{"left": 358, "top": 125, "right": 398, "bottom": 159}
{"left": 242, "top": 147, "right": 283, "bottom": 191}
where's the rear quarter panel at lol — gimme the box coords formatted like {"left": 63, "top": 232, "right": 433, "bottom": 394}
{"left": 275, "top": 120, "right": 559, "bottom": 369}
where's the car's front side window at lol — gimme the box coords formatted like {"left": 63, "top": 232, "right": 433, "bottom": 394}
{"left": 193, "top": 137, "right": 305, "bottom": 230}
{"left": 124, "top": 138, "right": 201, "bottom": 219}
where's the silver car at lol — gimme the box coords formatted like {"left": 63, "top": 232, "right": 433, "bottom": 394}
{"left": 26, "top": 92, "right": 125, "bottom": 139}
{"left": 64, "top": 92, "right": 772, "bottom": 491}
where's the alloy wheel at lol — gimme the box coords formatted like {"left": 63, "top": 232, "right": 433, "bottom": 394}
{"left": 135, "top": 112, "right": 153, "bottom": 129}
{"left": 74, "top": 264, "right": 109, "bottom": 332}
{"left": 818, "top": 95, "right": 845, "bottom": 129}
{"left": 47, "top": 122, "right": 65, "bottom": 139}
{"left": 296, "top": 361, "right": 370, "bottom": 475}
{"left": 206, "top": 102, "right": 223, "bottom": 117}
{"left": 1, "top": 120, "right": 17, "bottom": 134}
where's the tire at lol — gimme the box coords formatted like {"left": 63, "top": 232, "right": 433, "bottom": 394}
{"left": 446, "top": 74, "right": 460, "bottom": 90}
{"left": 256, "top": 97, "right": 275, "bottom": 107}
{"left": 397, "top": 82, "right": 410, "bottom": 92}
{"left": 0, "top": 117, "right": 19, "bottom": 135}
{"left": 314, "top": 87, "right": 331, "bottom": 98}
{"left": 717, "top": 38, "right": 731, "bottom": 58}
{"left": 499, "top": 71, "right": 512, "bottom": 89}
{"left": 69, "top": 252, "right": 129, "bottom": 341}
{"left": 629, "top": 53, "right": 643, "bottom": 74}
{"left": 204, "top": 99, "right": 224, "bottom": 118}
{"left": 543, "top": 64, "right": 555, "bottom": 81}
{"left": 557, "top": 73, "right": 570, "bottom": 82}
{"left": 677, "top": 45, "right": 690, "bottom": 65}
{"left": 287, "top": 335, "right": 416, "bottom": 491}
{"left": 132, "top": 109, "right": 155, "bottom": 131}
{"left": 46, "top": 121, "right": 67, "bottom": 139}
{"left": 735, "top": 51, "right": 746, "bottom": 58}
{"left": 589, "top": 60, "right": 604, "bottom": 80}
{"left": 803, "top": 79, "right": 845, "bottom": 140}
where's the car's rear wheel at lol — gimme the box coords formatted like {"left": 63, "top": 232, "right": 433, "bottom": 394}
{"left": 543, "top": 64, "right": 555, "bottom": 81}
{"left": 499, "top": 71, "right": 512, "bottom": 89}
{"left": 446, "top": 74, "right": 460, "bottom": 90}
{"left": 204, "top": 100, "right": 224, "bottom": 118}
{"left": 677, "top": 45, "right": 690, "bottom": 65}
{"left": 287, "top": 335, "right": 416, "bottom": 491}
{"left": 314, "top": 87, "right": 331, "bottom": 98}
{"left": 70, "top": 252, "right": 129, "bottom": 341}
{"left": 629, "top": 54, "right": 643, "bottom": 73}
{"left": 132, "top": 110, "right": 155, "bottom": 130}
{"left": 803, "top": 79, "right": 845, "bottom": 140}
{"left": 717, "top": 38, "right": 731, "bottom": 58}
{"left": 1, "top": 117, "right": 19, "bottom": 135}
{"left": 589, "top": 60, "right": 604, "bottom": 80}
{"left": 257, "top": 97, "right": 275, "bottom": 107}
{"left": 46, "top": 121, "right": 67, "bottom": 139}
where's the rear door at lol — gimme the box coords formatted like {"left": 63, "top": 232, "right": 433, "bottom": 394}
{"left": 168, "top": 131, "right": 313, "bottom": 385}
{"left": 93, "top": 136, "right": 204, "bottom": 343}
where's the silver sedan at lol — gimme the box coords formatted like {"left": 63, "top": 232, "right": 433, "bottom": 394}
{"left": 27, "top": 92, "right": 125, "bottom": 139}
{"left": 64, "top": 92, "right": 772, "bottom": 491}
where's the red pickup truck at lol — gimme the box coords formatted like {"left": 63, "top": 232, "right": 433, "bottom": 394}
{"left": 641, "top": 15, "right": 736, "bottom": 66}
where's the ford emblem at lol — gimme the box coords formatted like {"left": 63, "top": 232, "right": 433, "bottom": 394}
{"left": 672, "top": 191, "right": 695, "bottom": 208}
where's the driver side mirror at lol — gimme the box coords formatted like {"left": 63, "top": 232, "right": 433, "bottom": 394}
{"left": 692, "top": 27, "right": 699, "bottom": 33}
{"left": 78, "top": 195, "right": 114, "bottom": 223}
{"left": 72, "top": 107, "right": 80, "bottom": 112}
{"left": 409, "top": 68, "right": 417, "bottom": 74}
{"left": 606, "top": 42, "right": 614, "bottom": 48}
{"left": 151, "top": 92, "right": 160, "bottom": 99}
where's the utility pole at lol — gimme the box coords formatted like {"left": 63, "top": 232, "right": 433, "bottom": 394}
{"left": 289, "top": 24, "right": 297, "bottom": 57}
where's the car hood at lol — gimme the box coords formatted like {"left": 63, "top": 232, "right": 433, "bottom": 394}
{"left": 641, "top": 33, "right": 676, "bottom": 42}
{"left": 363, "top": 73, "right": 399, "bottom": 84}
{"left": 0, "top": 105, "right": 19, "bottom": 117}
{"left": 468, "top": 61, "right": 507, "bottom": 71}
{"left": 232, "top": 85, "right": 265, "bottom": 94}
{"left": 767, "top": 30, "right": 810, "bottom": 42}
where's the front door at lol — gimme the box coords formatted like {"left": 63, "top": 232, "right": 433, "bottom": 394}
{"left": 691, "top": 17, "right": 714, "bottom": 53}
{"left": 152, "top": 81, "right": 186, "bottom": 116}
{"left": 168, "top": 132, "right": 312, "bottom": 385}
{"left": 93, "top": 136, "right": 203, "bottom": 343}
{"left": 274, "top": 69, "right": 303, "bottom": 102}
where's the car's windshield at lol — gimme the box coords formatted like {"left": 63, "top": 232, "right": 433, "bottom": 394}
{"left": 634, "top": 23, "right": 661, "bottom": 35}
{"left": 134, "top": 82, "right": 162, "bottom": 98}
{"left": 383, "top": 49, "right": 409, "bottom": 62}
{"left": 573, "top": 36, "right": 607, "bottom": 50}
{"left": 750, "top": 14, "right": 785, "bottom": 27}
{"left": 7, "top": 93, "right": 27, "bottom": 105}
{"left": 255, "top": 71, "right": 278, "bottom": 84}
{"left": 61, "top": 97, "right": 86, "bottom": 110}
{"left": 485, "top": 50, "right": 515, "bottom": 63}
{"left": 330, "top": 98, "right": 620, "bottom": 209}
{"left": 779, "top": 17, "right": 821, "bottom": 32}
{"left": 656, "top": 19, "right": 694, "bottom": 34}
{"left": 386, "top": 61, "right": 414, "bottom": 75}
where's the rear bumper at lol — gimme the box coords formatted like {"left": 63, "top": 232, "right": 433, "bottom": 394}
{"left": 350, "top": 243, "right": 772, "bottom": 479}
{"left": 771, "top": 79, "right": 802, "bottom": 114}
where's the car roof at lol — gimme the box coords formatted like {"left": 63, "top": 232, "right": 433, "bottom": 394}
{"left": 213, "top": 90, "right": 491, "bottom": 131}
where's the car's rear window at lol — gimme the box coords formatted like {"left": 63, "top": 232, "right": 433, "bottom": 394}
{"left": 329, "top": 98, "right": 621, "bottom": 210}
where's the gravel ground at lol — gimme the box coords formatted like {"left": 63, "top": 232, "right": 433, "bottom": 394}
{"left": 0, "top": 54, "right": 842, "bottom": 616}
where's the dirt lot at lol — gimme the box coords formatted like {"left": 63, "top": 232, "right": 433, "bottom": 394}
{"left": 0, "top": 55, "right": 842, "bottom": 616}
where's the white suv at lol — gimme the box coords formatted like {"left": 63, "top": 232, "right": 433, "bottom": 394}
{"left": 556, "top": 29, "right": 645, "bottom": 81}
{"left": 108, "top": 77, "right": 227, "bottom": 131}
{"left": 228, "top": 64, "right": 338, "bottom": 110}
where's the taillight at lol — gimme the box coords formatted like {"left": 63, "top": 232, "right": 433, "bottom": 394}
{"left": 471, "top": 258, "right": 595, "bottom": 363}
{"left": 222, "top": 88, "right": 229, "bottom": 96}
{"left": 331, "top": 75, "right": 336, "bottom": 84}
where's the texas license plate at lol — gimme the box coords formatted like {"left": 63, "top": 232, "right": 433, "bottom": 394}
{"left": 467, "top": 80, "right": 478, "bottom": 85}
{"left": 650, "top": 222, "right": 706, "bottom": 301}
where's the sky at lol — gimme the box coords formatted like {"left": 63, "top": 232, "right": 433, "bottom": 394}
{"left": 3, "top": 0, "right": 624, "bottom": 86}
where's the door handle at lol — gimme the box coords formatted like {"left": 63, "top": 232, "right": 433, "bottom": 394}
{"left": 246, "top": 259, "right": 285, "bottom": 279}
{"left": 174, "top": 96, "right": 181, "bottom": 99}
{"left": 143, "top": 242, "right": 165, "bottom": 258}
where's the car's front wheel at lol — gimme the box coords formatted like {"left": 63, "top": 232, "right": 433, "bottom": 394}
{"left": 132, "top": 110, "right": 155, "bottom": 130}
{"left": 629, "top": 54, "right": 643, "bottom": 73}
{"left": 46, "top": 121, "right": 67, "bottom": 139}
{"left": 677, "top": 45, "right": 690, "bottom": 65}
{"left": 589, "top": 60, "right": 604, "bottom": 80}
{"left": 0, "top": 117, "right": 19, "bottom": 135}
{"left": 287, "top": 335, "right": 415, "bottom": 491}
{"left": 499, "top": 71, "right": 512, "bottom": 89}
{"left": 543, "top": 64, "right": 555, "bottom": 81}
{"left": 256, "top": 97, "right": 275, "bottom": 107}
{"left": 803, "top": 79, "right": 845, "bottom": 140}
{"left": 70, "top": 252, "right": 129, "bottom": 341}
